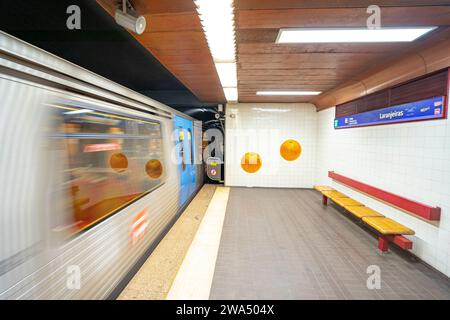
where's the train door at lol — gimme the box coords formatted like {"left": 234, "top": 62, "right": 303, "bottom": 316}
{"left": 174, "top": 116, "right": 196, "bottom": 206}
{"left": 186, "top": 127, "right": 196, "bottom": 195}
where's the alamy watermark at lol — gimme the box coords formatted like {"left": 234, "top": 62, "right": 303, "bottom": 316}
{"left": 66, "top": 5, "right": 81, "bottom": 30}
{"left": 66, "top": 265, "right": 81, "bottom": 290}
{"left": 366, "top": 265, "right": 381, "bottom": 290}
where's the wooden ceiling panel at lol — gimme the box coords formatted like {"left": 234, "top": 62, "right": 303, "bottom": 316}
{"left": 98, "top": 1, "right": 450, "bottom": 105}
{"left": 238, "top": 68, "right": 360, "bottom": 78}
{"left": 97, "top": 0, "right": 225, "bottom": 103}
{"left": 235, "top": 0, "right": 450, "bottom": 10}
{"left": 237, "top": 7, "right": 450, "bottom": 29}
{"left": 239, "top": 53, "right": 386, "bottom": 64}
{"left": 238, "top": 42, "right": 408, "bottom": 54}
{"left": 140, "top": 31, "right": 209, "bottom": 51}
{"left": 234, "top": 0, "right": 450, "bottom": 103}
{"left": 146, "top": 12, "right": 202, "bottom": 32}
{"left": 132, "top": 0, "right": 196, "bottom": 14}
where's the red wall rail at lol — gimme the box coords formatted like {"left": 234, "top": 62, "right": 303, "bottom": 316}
{"left": 328, "top": 171, "right": 441, "bottom": 221}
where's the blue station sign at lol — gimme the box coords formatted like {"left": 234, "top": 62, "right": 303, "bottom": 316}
{"left": 334, "top": 96, "right": 446, "bottom": 129}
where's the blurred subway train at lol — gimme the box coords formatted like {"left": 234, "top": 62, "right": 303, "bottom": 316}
{"left": 0, "top": 31, "right": 204, "bottom": 299}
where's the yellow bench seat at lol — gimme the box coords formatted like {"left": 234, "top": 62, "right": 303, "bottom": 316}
{"left": 362, "top": 217, "right": 415, "bottom": 235}
{"left": 314, "top": 185, "right": 335, "bottom": 192}
{"left": 345, "top": 206, "right": 384, "bottom": 219}
{"left": 321, "top": 190, "right": 347, "bottom": 199}
{"left": 333, "top": 197, "right": 363, "bottom": 207}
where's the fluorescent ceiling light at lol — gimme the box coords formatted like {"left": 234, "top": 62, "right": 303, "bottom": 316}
{"left": 195, "top": 0, "right": 236, "bottom": 62}
{"left": 216, "top": 62, "right": 237, "bottom": 87}
{"left": 195, "top": 0, "right": 238, "bottom": 102}
{"left": 276, "top": 27, "right": 436, "bottom": 43}
{"left": 224, "top": 87, "right": 238, "bottom": 101}
{"left": 257, "top": 91, "right": 322, "bottom": 96}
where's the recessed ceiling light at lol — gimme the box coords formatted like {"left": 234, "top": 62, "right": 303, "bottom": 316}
{"left": 224, "top": 87, "right": 238, "bottom": 101}
{"left": 276, "top": 27, "right": 436, "bottom": 43}
{"left": 256, "top": 91, "right": 322, "bottom": 96}
{"left": 215, "top": 62, "right": 237, "bottom": 87}
{"left": 195, "top": 0, "right": 236, "bottom": 62}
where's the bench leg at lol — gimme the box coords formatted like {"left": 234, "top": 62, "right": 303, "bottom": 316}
{"left": 378, "top": 236, "right": 390, "bottom": 253}
{"left": 322, "top": 195, "right": 328, "bottom": 206}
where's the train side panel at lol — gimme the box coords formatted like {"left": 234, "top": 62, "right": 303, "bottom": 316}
{"left": 0, "top": 76, "right": 184, "bottom": 299}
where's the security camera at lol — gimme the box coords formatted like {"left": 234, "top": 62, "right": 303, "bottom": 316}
{"left": 115, "top": 5, "right": 146, "bottom": 35}
{"left": 115, "top": 10, "right": 146, "bottom": 35}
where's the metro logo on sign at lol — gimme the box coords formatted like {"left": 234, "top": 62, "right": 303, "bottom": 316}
{"left": 131, "top": 209, "right": 149, "bottom": 246}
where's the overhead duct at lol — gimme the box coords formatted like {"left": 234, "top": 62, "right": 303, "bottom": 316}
{"left": 314, "top": 38, "right": 450, "bottom": 110}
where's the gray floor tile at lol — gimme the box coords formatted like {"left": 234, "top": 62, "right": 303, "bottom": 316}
{"left": 209, "top": 188, "right": 450, "bottom": 300}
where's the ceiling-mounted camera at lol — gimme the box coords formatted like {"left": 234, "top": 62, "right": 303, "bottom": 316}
{"left": 115, "top": 0, "right": 146, "bottom": 35}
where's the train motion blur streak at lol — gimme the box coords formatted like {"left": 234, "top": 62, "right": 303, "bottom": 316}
{"left": 0, "top": 31, "right": 203, "bottom": 299}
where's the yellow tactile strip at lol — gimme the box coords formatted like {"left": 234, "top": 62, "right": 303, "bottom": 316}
{"left": 345, "top": 206, "right": 384, "bottom": 219}
{"left": 167, "top": 187, "right": 230, "bottom": 300}
{"left": 117, "top": 184, "right": 217, "bottom": 300}
{"left": 332, "top": 197, "right": 364, "bottom": 207}
{"left": 362, "top": 217, "right": 415, "bottom": 235}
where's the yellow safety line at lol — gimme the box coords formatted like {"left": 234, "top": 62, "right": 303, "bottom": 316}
{"left": 165, "top": 187, "right": 230, "bottom": 300}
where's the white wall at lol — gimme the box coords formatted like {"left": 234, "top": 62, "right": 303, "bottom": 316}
{"left": 315, "top": 107, "right": 450, "bottom": 277}
{"left": 225, "top": 103, "right": 317, "bottom": 188}
{"left": 224, "top": 100, "right": 450, "bottom": 277}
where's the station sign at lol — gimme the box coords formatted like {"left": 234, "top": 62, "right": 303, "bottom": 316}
{"left": 334, "top": 96, "right": 446, "bottom": 129}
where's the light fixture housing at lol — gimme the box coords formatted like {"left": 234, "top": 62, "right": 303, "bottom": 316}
{"left": 115, "top": 0, "right": 146, "bottom": 35}
{"left": 276, "top": 27, "right": 436, "bottom": 43}
{"left": 256, "top": 91, "right": 322, "bottom": 96}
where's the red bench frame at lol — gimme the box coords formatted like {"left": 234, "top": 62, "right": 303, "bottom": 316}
{"left": 321, "top": 191, "right": 413, "bottom": 253}
{"left": 328, "top": 171, "right": 441, "bottom": 221}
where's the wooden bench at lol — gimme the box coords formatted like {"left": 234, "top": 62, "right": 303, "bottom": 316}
{"left": 320, "top": 190, "right": 347, "bottom": 205}
{"left": 314, "top": 185, "right": 415, "bottom": 253}
{"left": 363, "top": 217, "right": 414, "bottom": 252}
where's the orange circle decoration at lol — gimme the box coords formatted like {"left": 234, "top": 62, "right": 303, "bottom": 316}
{"left": 110, "top": 153, "right": 128, "bottom": 172}
{"left": 145, "top": 159, "right": 163, "bottom": 179}
{"left": 280, "top": 139, "right": 302, "bottom": 161}
{"left": 241, "top": 152, "right": 262, "bottom": 173}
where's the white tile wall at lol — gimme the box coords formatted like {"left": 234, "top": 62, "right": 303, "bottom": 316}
{"left": 315, "top": 107, "right": 450, "bottom": 277}
{"left": 225, "top": 103, "right": 317, "bottom": 188}
{"left": 224, "top": 100, "right": 450, "bottom": 277}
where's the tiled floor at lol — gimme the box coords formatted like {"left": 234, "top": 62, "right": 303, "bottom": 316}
{"left": 209, "top": 188, "right": 450, "bottom": 299}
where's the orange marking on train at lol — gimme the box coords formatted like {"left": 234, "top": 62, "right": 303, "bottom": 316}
{"left": 131, "top": 209, "right": 149, "bottom": 246}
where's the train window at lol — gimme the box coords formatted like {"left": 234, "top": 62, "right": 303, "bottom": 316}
{"left": 179, "top": 127, "right": 186, "bottom": 171}
{"left": 50, "top": 105, "right": 165, "bottom": 234}
{"left": 187, "top": 129, "right": 194, "bottom": 165}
